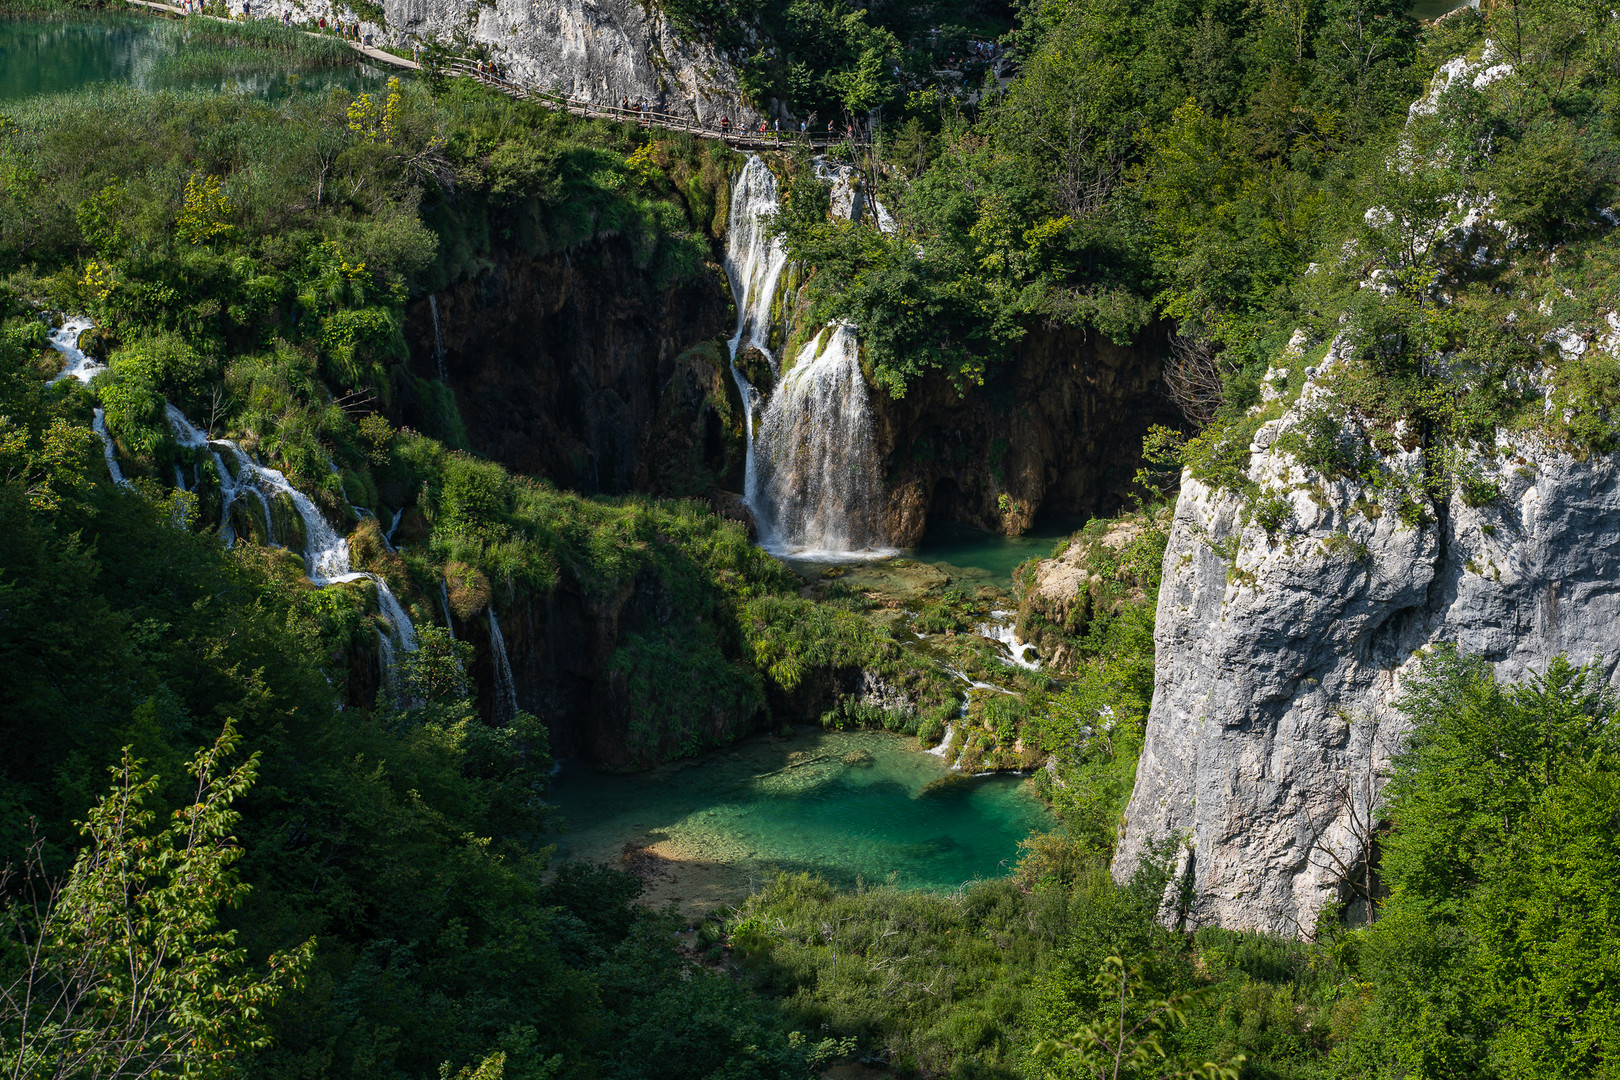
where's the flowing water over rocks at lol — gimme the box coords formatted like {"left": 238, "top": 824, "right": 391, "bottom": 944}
{"left": 488, "top": 608, "right": 519, "bottom": 723}
{"left": 724, "top": 156, "right": 895, "bottom": 560}
{"left": 753, "top": 324, "right": 892, "bottom": 556}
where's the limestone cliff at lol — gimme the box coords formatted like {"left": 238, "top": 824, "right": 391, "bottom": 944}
{"left": 258, "top": 0, "right": 758, "bottom": 124}
{"left": 1113, "top": 336, "right": 1620, "bottom": 936}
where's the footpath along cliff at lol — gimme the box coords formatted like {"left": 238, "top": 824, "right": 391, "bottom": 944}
{"left": 254, "top": 0, "right": 760, "bottom": 124}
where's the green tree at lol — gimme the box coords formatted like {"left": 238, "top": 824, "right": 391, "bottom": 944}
{"left": 0, "top": 723, "right": 312, "bottom": 1079}
{"left": 1032, "top": 957, "right": 1244, "bottom": 1080}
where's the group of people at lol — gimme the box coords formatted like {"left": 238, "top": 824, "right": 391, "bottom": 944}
{"left": 711, "top": 114, "right": 862, "bottom": 142}
{"left": 619, "top": 96, "right": 658, "bottom": 122}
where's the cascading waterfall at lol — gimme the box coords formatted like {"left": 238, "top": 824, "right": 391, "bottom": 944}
{"left": 723, "top": 155, "right": 792, "bottom": 506}
{"left": 429, "top": 294, "right": 447, "bottom": 380}
{"left": 44, "top": 322, "right": 121, "bottom": 485}
{"left": 91, "top": 408, "right": 128, "bottom": 487}
{"left": 163, "top": 403, "right": 418, "bottom": 667}
{"left": 752, "top": 324, "right": 891, "bottom": 556}
{"left": 722, "top": 157, "right": 893, "bottom": 559}
{"left": 977, "top": 610, "right": 1041, "bottom": 670}
{"left": 487, "top": 608, "right": 518, "bottom": 723}
{"left": 440, "top": 579, "right": 456, "bottom": 639}
{"left": 47, "top": 317, "right": 103, "bottom": 385}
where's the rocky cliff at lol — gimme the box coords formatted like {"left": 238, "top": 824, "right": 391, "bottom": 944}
{"left": 402, "top": 236, "right": 746, "bottom": 504}
{"left": 1113, "top": 336, "right": 1620, "bottom": 936}
{"left": 874, "top": 325, "right": 1178, "bottom": 546}
{"left": 258, "top": 0, "right": 758, "bottom": 124}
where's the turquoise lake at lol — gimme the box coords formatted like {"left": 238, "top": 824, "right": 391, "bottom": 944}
{"left": 547, "top": 728, "right": 1053, "bottom": 911}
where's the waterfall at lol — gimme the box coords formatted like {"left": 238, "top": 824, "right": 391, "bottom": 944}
{"left": 722, "top": 157, "right": 893, "bottom": 559}
{"left": 91, "top": 408, "right": 128, "bottom": 487}
{"left": 723, "top": 155, "right": 792, "bottom": 508}
{"left": 46, "top": 317, "right": 103, "bottom": 385}
{"left": 751, "top": 324, "right": 892, "bottom": 557}
{"left": 429, "top": 294, "right": 447, "bottom": 380}
{"left": 977, "top": 610, "right": 1041, "bottom": 671}
{"left": 45, "top": 323, "right": 120, "bottom": 484}
{"left": 440, "top": 579, "right": 455, "bottom": 639}
{"left": 488, "top": 608, "right": 518, "bottom": 723}
{"left": 163, "top": 402, "right": 418, "bottom": 664}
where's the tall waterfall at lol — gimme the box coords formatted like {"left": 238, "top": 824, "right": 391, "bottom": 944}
{"left": 488, "top": 608, "right": 518, "bottom": 723}
{"left": 723, "top": 155, "right": 791, "bottom": 508}
{"left": 752, "top": 324, "right": 891, "bottom": 555}
{"left": 723, "top": 157, "right": 893, "bottom": 559}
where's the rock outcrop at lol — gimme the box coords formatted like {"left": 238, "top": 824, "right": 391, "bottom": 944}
{"left": 1114, "top": 339, "right": 1620, "bottom": 936}
{"left": 258, "top": 0, "right": 758, "bottom": 124}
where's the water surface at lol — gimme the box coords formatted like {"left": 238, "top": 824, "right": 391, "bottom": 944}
{"left": 548, "top": 728, "right": 1051, "bottom": 910}
{"left": 0, "top": 13, "right": 379, "bottom": 102}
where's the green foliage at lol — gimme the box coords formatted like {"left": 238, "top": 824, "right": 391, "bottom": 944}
{"left": 1333, "top": 648, "right": 1620, "bottom": 1078}
{"left": 0, "top": 725, "right": 313, "bottom": 1079}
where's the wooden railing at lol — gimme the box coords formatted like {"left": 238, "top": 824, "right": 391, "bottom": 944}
{"left": 442, "top": 61, "right": 870, "bottom": 150}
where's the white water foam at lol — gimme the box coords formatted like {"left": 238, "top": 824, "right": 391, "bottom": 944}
{"left": 752, "top": 323, "right": 895, "bottom": 559}
{"left": 46, "top": 317, "right": 103, "bottom": 385}
{"left": 977, "top": 609, "right": 1041, "bottom": 670}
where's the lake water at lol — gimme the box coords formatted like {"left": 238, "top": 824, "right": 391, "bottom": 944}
{"left": 547, "top": 728, "right": 1052, "bottom": 911}
{"left": 0, "top": 13, "right": 380, "bottom": 102}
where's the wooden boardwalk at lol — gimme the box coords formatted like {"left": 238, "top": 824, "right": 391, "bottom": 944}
{"left": 121, "top": 1, "right": 868, "bottom": 150}
{"left": 440, "top": 62, "right": 865, "bottom": 150}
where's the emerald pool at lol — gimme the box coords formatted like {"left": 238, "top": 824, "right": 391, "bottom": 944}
{"left": 546, "top": 728, "right": 1053, "bottom": 911}
{"left": 0, "top": 13, "right": 380, "bottom": 103}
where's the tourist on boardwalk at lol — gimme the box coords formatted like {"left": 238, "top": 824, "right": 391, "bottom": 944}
{"left": 720, "top": 116, "right": 730, "bottom": 134}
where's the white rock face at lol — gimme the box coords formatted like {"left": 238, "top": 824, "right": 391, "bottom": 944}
{"left": 1114, "top": 349, "right": 1620, "bottom": 936}
{"left": 257, "top": 0, "right": 757, "bottom": 123}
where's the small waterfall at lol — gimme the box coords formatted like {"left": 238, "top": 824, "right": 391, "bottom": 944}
{"left": 977, "top": 610, "right": 1041, "bottom": 671}
{"left": 440, "top": 579, "right": 455, "bottom": 639}
{"left": 46, "top": 317, "right": 103, "bottom": 385}
{"left": 91, "top": 408, "right": 128, "bottom": 487}
{"left": 752, "top": 324, "right": 892, "bottom": 556}
{"left": 429, "top": 294, "right": 447, "bottom": 380}
{"left": 163, "top": 402, "right": 418, "bottom": 667}
{"left": 385, "top": 508, "right": 403, "bottom": 550}
{"left": 46, "top": 322, "right": 119, "bottom": 485}
{"left": 488, "top": 608, "right": 518, "bottom": 723}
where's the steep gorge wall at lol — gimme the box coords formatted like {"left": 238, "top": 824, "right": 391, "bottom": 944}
{"left": 1114, "top": 342, "right": 1620, "bottom": 936}
{"left": 402, "top": 237, "right": 745, "bottom": 504}
{"left": 874, "top": 325, "right": 1178, "bottom": 545}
